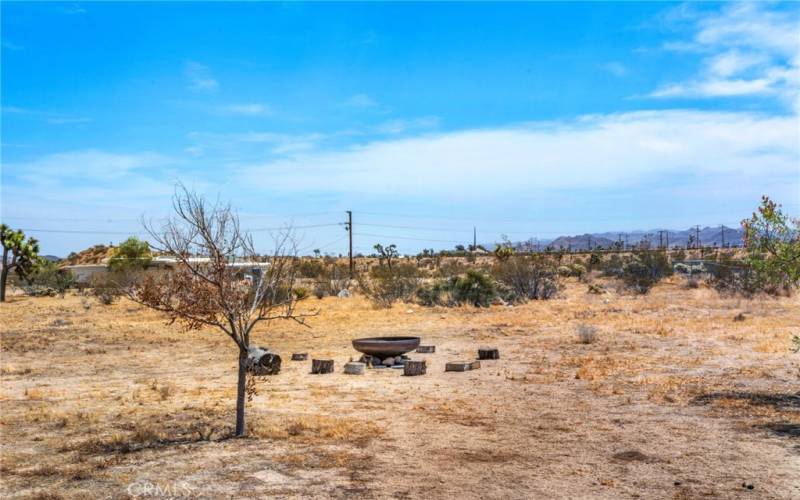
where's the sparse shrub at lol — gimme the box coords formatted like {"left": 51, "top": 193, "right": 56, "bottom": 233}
{"left": 621, "top": 250, "right": 672, "bottom": 293}
{"left": 415, "top": 280, "right": 453, "bottom": 306}
{"left": 436, "top": 259, "right": 467, "bottom": 278}
{"left": 576, "top": 324, "right": 598, "bottom": 344}
{"left": 570, "top": 263, "right": 587, "bottom": 279}
{"left": 557, "top": 265, "right": 572, "bottom": 277}
{"left": 23, "top": 259, "right": 75, "bottom": 297}
{"left": 601, "top": 254, "right": 624, "bottom": 277}
{"left": 449, "top": 270, "right": 496, "bottom": 307}
{"left": 360, "top": 263, "right": 421, "bottom": 307}
{"left": 297, "top": 259, "right": 325, "bottom": 279}
{"left": 313, "top": 286, "right": 327, "bottom": 299}
{"left": 587, "top": 283, "right": 605, "bottom": 294}
{"left": 491, "top": 256, "right": 559, "bottom": 301}
{"left": 293, "top": 286, "right": 310, "bottom": 301}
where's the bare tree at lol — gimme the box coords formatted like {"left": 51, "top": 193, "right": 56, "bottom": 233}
{"left": 127, "top": 185, "right": 314, "bottom": 437}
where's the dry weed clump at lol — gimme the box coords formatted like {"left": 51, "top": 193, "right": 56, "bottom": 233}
{"left": 576, "top": 324, "right": 598, "bottom": 344}
{"left": 250, "top": 414, "right": 384, "bottom": 445}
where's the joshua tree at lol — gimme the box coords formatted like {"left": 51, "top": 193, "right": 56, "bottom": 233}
{"left": 373, "top": 243, "right": 398, "bottom": 271}
{"left": 0, "top": 225, "right": 40, "bottom": 302}
{"left": 126, "top": 186, "right": 314, "bottom": 437}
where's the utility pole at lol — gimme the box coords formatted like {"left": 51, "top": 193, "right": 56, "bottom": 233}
{"left": 665, "top": 231, "right": 669, "bottom": 249}
{"left": 345, "top": 211, "right": 353, "bottom": 279}
{"left": 624, "top": 233, "right": 629, "bottom": 250}
{"left": 659, "top": 231, "right": 663, "bottom": 249}
{"left": 720, "top": 224, "right": 725, "bottom": 247}
{"left": 695, "top": 225, "right": 701, "bottom": 249}
{"left": 473, "top": 226, "right": 477, "bottom": 252}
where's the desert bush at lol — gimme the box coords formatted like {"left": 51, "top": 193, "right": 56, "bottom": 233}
{"left": 738, "top": 196, "right": 800, "bottom": 294}
{"left": 415, "top": 280, "right": 453, "bottom": 307}
{"left": 90, "top": 270, "right": 145, "bottom": 305}
{"left": 576, "top": 324, "right": 598, "bottom": 344}
{"left": 23, "top": 259, "right": 75, "bottom": 297}
{"left": 491, "top": 256, "right": 559, "bottom": 301}
{"left": 684, "top": 276, "right": 700, "bottom": 289}
{"left": 360, "top": 263, "right": 421, "bottom": 307}
{"left": 293, "top": 286, "right": 310, "bottom": 301}
{"left": 108, "top": 236, "right": 151, "bottom": 272}
{"left": 297, "top": 259, "right": 325, "bottom": 279}
{"left": 620, "top": 250, "right": 672, "bottom": 293}
{"left": 601, "top": 254, "right": 624, "bottom": 277}
{"left": 449, "top": 270, "right": 496, "bottom": 307}
{"left": 314, "top": 262, "right": 350, "bottom": 296}
{"left": 436, "top": 259, "right": 467, "bottom": 278}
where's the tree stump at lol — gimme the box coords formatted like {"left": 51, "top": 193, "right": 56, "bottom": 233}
{"left": 403, "top": 360, "right": 426, "bottom": 376}
{"left": 416, "top": 345, "right": 435, "bottom": 353}
{"left": 445, "top": 360, "right": 480, "bottom": 372}
{"left": 478, "top": 348, "right": 500, "bottom": 360}
{"left": 291, "top": 352, "right": 308, "bottom": 361}
{"left": 245, "top": 347, "right": 281, "bottom": 375}
{"left": 344, "top": 362, "right": 365, "bottom": 375}
{"left": 311, "top": 359, "right": 334, "bottom": 374}
{"left": 445, "top": 361, "right": 471, "bottom": 372}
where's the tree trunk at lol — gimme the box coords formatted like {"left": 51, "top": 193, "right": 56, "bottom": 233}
{"left": 235, "top": 349, "right": 247, "bottom": 437}
{"left": 0, "top": 266, "right": 8, "bottom": 303}
{"left": 0, "top": 248, "right": 9, "bottom": 302}
{"left": 403, "top": 360, "right": 426, "bottom": 376}
{"left": 311, "top": 359, "right": 334, "bottom": 374}
{"left": 478, "top": 348, "right": 500, "bottom": 360}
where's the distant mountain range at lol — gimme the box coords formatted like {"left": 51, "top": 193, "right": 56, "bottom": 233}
{"left": 504, "top": 226, "right": 744, "bottom": 251}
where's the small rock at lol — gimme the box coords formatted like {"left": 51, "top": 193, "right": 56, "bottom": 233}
{"left": 382, "top": 357, "right": 395, "bottom": 366}
{"left": 337, "top": 289, "right": 352, "bottom": 298}
{"left": 406, "top": 309, "right": 414, "bottom": 314}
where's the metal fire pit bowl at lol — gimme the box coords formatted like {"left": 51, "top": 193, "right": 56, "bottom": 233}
{"left": 352, "top": 336, "right": 421, "bottom": 359}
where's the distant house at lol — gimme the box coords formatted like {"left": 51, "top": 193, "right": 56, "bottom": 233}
{"left": 63, "top": 256, "right": 270, "bottom": 285}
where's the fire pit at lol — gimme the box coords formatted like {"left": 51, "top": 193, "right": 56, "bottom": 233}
{"left": 352, "top": 336, "right": 421, "bottom": 359}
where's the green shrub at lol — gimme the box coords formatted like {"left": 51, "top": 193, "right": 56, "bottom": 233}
{"left": 621, "top": 250, "right": 672, "bottom": 293}
{"left": 450, "top": 270, "right": 496, "bottom": 307}
{"left": 23, "top": 259, "right": 75, "bottom": 297}
{"left": 108, "top": 237, "right": 151, "bottom": 272}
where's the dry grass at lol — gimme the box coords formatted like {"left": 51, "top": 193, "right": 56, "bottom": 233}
{"left": 1, "top": 279, "right": 798, "bottom": 498}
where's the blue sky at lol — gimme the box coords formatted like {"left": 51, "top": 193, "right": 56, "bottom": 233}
{"left": 2, "top": 2, "right": 798, "bottom": 256}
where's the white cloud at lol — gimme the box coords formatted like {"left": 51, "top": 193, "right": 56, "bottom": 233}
{"left": 217, "top": 103, "right": 272, "bottom": 116}
{"left": 650, "top": 3, "right": 799, "bottom": 103}
{"left": 239, "top": 110, "right": 798, "bottom": 198}
{"left": 184, "top": 62, "right": 219, "bottom": 92}
{"left": 376, "top": 116, "right": 440, "bottom": 134}
{"left": 46, "top": 116, "right": 93, "bottom": 125}
{"left": 7, "top": 149, "right": 175, "bottom": 183}
{"left": 601, "top": 62, "right": 628, "bottom": 77}
{"left": 343, "top": 93, "right": 377, "bottom": 108}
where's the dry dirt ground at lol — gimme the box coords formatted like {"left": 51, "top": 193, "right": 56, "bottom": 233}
{"left": 1, "top": 278, "right": 798, "bottom": 499}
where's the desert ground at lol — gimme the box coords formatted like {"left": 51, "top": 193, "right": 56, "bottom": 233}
{"left": 1, "top": 277, "right": 798, "bottom": 499}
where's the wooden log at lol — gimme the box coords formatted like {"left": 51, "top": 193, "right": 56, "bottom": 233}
{"left": 403, "top": 360, "right": 426, "bottom": 376}
{"left": 416, "top": 345, "right": 436, "bottom": 353}
{"left": 343, "top": 362, "right": 365, "bottom": 375}
{"left": 245, "top": 347, "right": 281, "bottom": 376}
{"left": 291, "top": 352, "right": 308, "bottom": 361}
{"left": 311, "top": 359, "right": 334, "bottom": 374}
{"left": 478, "top": 348, "right": 500, "bottom": 360}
